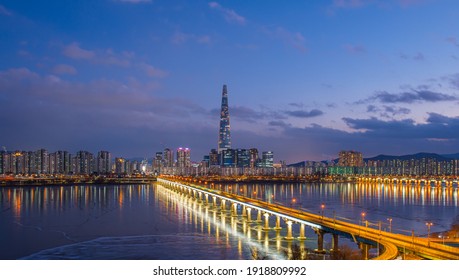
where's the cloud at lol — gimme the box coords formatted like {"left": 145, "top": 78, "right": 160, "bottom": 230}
{"left": 263, "top": 26, "right": 307, "bottom": 53}
{"left": 399, "top": 52, "right": 425, "bottom": 60}
{"left": 52, "top": 64, "right": 77, "bottom": 75}
{"left": 445, "top": 73, "right": 459, "bottom": 89}
{"left": 171, "top": 31, "right": 212, "bottom": 45}
{"left": 141, "top": 63, "right": 168, "bottom": 78}
{"left": 288, "top": 102, "right": 304, "bottom": 108}
{"left": 398, "top": 0, "right": 424, "bottom": 7}
{"left": 332, "top": 0, "right": 368, "bottom": 8}
{"left": 285, "top": 109, "right": 324, "bottom": 118}
{"left": 361, "top": 90, "right": 458, "bottom": 104}
{"left": 230, "top": 106, "right": 266, "bottom": 122}
{"left": 114, "top": 0, "right": 152, "bottom": 3}
{"left": 446, "top": 37, "right": 459, "bottom": 47}
{"left": 383, "top": 106, "right": 411, "bottom": 115}
{"left": 366, "top": 105, "right": 378, "bottom": 113}
{"left": 208, "top": 2, "right": 246, "bottom": 25}
{"left": 0, "top": 5, "right": 12, "bottom": 16}
{"left": 63, "top": 42, "right": 95, "bottom": 60}
{"left": 344, "top": 44, "right": 366, "bottom": 54}
{"left": 343, "top": 113, "right": 459, "bottom": 139}
{"left": 62, "top": 43, "right": 136, "bottom": 67}
{"left": 268, "top": 120, "right": 291, "bottom": 128}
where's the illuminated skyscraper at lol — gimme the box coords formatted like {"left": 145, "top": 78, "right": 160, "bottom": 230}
{"left": 338, "top": 150, "right": 363, "bottom": 167}
{"left": 218, "top": 85, "right": 231, "bottom": 154}
{"left": 177, "top": 147, "right": 191, "bottom": 168}
{"left": 97, "top": 151, "right": 111, "bottom": 174}
{"left": 163, "top": 148, "right": 173, "bottom": 167}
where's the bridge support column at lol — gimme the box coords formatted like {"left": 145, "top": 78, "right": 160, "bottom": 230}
{"left": 263, "top": 213, "right": 270, "bottom": 231}
{"left": 274, "top": 216, "right": 282, "bottom": 230}
{"left": 231, "top": 203, "right": 238, "bottom": 217}
{"left": 330, "top": 234, "right": 339, "bottom": 254}
{"left": 314, "top": 229, "right": 325, "bottom": 254}
{"left": 205, "top": 194, "right": 209, "bottom": 206}
{"left": 360, "top": 243, "right": 370, "bottom": 260}
{"left": 212, "top": 196, "right": 217, "bottom": 208}
{"left": 285, "top": 220, "right": 294, "bottom": 240}
{"left": 246, "top": 208, "right": 252, "bottom": 222}
{"left": 221, "top": 199, "right": 226, "bottom": 213}
{"left": 256, "top": 209, "right": 262, "bottom": 223}
{"left": 242, "top": 205, "right": 247, "bottom": 219}
{"left": 298, "top": 224, "right": 306, "bottom": 240}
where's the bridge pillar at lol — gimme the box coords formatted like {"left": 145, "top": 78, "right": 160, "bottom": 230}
{"left": 231, "top": 203, "right": 238, "bottom": 217}
{"left": 197, "top": 192, "right": 202, "bottom": 203}
{"left": 285, "top": 220, "right": 294, "bottom": 240}
{"left": 331, "top": 234, "right": 339, "bottom": 252}
{"left": 274, "top": 216, "right": 282, "bottom": 230}
{"left": 246, "top": 208, "right": 252, "bottom": 222}
{"left": 205, "top": 194, "right": 209, "bottom": 205}
{"left": 255, "top": 209, "right": 262, "bottom": 223}
{"left": 212, "top": 196, "right": 217, "bottom": 208}
{"left": 221, "top": 199, "right": 226, "bottom": 212}
{"left": 298, "top": 224, "right": 306, "bottom": 240}
{"left": 315, "top": 229, "right": 325, "bottom": 254}
{"left": 263, "top": 213, "right": 270, "bottom": 231}
{"left": 242, "top": 205, "right": 247, "bottom": 219}
{"left": 360, "top": 243, "right": 370, "bottom": 260}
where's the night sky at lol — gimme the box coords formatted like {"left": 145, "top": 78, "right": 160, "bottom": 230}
{"left": 1, "top": 0, "right": 459, "bottom": 163}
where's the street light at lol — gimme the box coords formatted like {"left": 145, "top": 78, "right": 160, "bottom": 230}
{"left": 321, "top": 203, "right": 325, "bottom": 220}
{"left": 387, "top": 218, "right": 393, "bottom": 233}
{"left": 361, "top": 212, "right": 366, "bottom": 225}
{"left": 426, "top": 222, "right": 433, "bottom": 247}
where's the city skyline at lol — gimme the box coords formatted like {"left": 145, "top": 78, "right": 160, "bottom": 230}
{"left": 1, "top": 1, "right": 459, "bottom": 163}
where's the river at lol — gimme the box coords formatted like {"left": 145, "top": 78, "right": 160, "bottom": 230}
{"left": 0, "top": 182, "right": 457, "bottom": 259}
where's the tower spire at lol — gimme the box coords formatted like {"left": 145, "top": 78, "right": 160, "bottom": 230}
{"left": 218, "top": 84, "right": 231, "bottom": 153}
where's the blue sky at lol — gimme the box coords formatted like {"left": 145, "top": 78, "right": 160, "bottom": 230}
{"left": 1, "top": 0, "right": 459, "bottom": 163}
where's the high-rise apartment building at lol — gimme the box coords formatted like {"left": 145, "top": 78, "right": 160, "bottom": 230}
{"left": 35, "top": 149, "right": 48, "bottom": 175}
{"left": 209, "top": 149, "right": 219, "bottom": 166}
{"left": 115, "top": 157, "right": 126, "bottom": 174}
{"left": 338, "top": 151, "right": 363, "bottom": 167}
{"left": 163, "top": 148, "right": 173, "bottom": 167}
{"left": 176, "top": 148, "right": 191, "bottom": 168}
{"left": 75, "top": 151, "right": 94, "bottom": 175}
{"left": 249, "top": 148, "right": 259, "bottom": 168}
{"left": 153, "top": 152, "right": 163, "bottom": 171}
{"left": 260, "top": 151, "right": 274, "bottom": 168}
{"left": 218, "top": 85, "right": 231, "bottom": 154}
{"left": 97, "top": 151, "right": 111, "bottom": 174}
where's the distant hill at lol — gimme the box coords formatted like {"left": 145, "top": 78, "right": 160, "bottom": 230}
{"left": 441, "top": 153, "right": 459, "bottom": 160}
{"left": 364, "top": 152, "right": 450, "bottom": 162}
{"left": 288, "top": 152, "right": 459, "bottom": 166}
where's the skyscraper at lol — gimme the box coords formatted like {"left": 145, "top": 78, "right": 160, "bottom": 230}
{"left": 176, "top": 148, "right": 191, "bottom": 168}
{"left": 218, "top": 84, "right": 231, "bottom": 154}
{"left": 163, "top": 148, "right": 173, "bottom": 167}
{"left": 97, "top": 151, "right": 111, "bottom": 174}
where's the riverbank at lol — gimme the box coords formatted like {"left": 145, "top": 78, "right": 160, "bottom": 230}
{"left": 0, "top": 176, "right": 157, "bottom": 187}
{"left": 160, "top": 175, "right": 357, "bottom": 184}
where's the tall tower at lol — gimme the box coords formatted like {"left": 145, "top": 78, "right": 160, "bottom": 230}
{"left": 218, "top": 84, "right": 231, "bottom": 153}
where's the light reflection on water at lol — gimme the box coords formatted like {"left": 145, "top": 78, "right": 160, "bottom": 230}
{"left": 212, "top": 182, "right": 458, "bottom": 235}
{"left": 0, "top": 182, "right": 458, "bottom": 259}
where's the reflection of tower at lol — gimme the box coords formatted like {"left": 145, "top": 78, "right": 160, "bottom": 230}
{"left": 218, "top": 85, "right": 231, "bottom": 154}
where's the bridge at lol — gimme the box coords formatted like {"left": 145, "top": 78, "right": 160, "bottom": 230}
{"left": 157, "top": 177, "right": 459, "bottom": 260}
{"left": 355, "top": 175, "right": 459, "bottom": 188}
